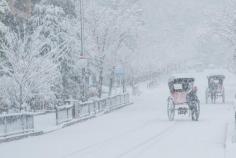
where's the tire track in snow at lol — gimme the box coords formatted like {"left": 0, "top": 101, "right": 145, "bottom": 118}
{"left": 61, "top": 118, "right": 168, "bottom": 158}
{"left": 114, "top": 123, "right": 177, "bottom": 158}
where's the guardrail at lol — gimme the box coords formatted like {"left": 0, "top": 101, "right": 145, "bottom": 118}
{"left": 0, "top": 113, "right": 34, "bottom": 137}
{"left": 56, "top": 93, "right": 130, "bottom": 125}
{"left": 235, "top": 111, "right": 236, "bottom": 133}
{"left": 55, "top": 105, "right": 74, "bottom": 125}
{"left": 233, "top": 111, "right": 236, "bottom": 143}
{"left": 0, "top": 93, "right": 131, "bottom": 140}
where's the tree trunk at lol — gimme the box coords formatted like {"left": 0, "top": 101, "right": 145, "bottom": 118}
{"left": 98, "top": 67, "right": 103, "bottom": 98}
{"left": 109, "top": 67, "right": 115, "bottom": 96}
{"left": 19, "top": 84, "right": 23, "bottom": 112}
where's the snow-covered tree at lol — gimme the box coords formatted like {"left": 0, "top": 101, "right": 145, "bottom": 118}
{"left": 0, "top": 0, "right": 10, "bottom": 77}
{"left": 0, "top": 23, "right": 62, "bottom": 111}
{"left": 83, "top": 0, "right": 143, "bottom": 91}
{"left": 0, "top": 0, "right": 145, "bottom": 110}
{"left": 0, "top": 0, "right": 9, "bottom": 40}
{"left": 85, "top": 0, "right": 143, "bottom": 59}
{"left": 32, "top": 2, "right": 83, "bottom": 101}
{"left": 204, "top": 1, "right": 236, "bottom": 71}
{"left": 0, "top": 2, "right": 72, "bottom": 110}
{"left": 0, "top": 0, "right": 8, "bottom": 14}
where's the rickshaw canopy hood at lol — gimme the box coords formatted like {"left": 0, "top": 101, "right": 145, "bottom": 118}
{"left": 168, "top": 77, "right": 195, "bottom": 84}
{"left": 207, "top": 75, "right": 225, "bottom": 80}
{"left": 168, "top": 77, "right": 195, "bottom": 92}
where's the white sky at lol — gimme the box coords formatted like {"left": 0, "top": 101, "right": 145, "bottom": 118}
{"left": 138, "top": 0, "right": 232, "bottom": 67}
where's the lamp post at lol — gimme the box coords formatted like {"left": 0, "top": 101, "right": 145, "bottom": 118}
{"left": 79, "top": 0, "right": 84, "bottom": 57}
{"left": 79, "top": 0, "right": 87, "bottom": 102}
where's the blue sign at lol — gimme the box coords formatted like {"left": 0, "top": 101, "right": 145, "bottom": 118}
{"left": 114, "top": 65, "right": 125, "bottom": 78}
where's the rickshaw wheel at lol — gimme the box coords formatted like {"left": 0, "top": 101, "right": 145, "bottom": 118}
{"left": 167, "top": 98, "right": 175, "bottom": 121}
{"left": 211, "top": 92, "right": 216, "bottom": 104}
{"left": 191, "top": 101, "right": 200, "bottom": 121}
{"left": 205, "top": 89, "right": 209, "bottom": 104}
{"left": 222, "top": 90, "right": 225, "bottom": 104}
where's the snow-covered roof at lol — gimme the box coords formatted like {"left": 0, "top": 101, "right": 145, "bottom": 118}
{"left": 207, "top": 75, "right": 225, "bottom": 79}
{"left": 168, "top": 73, "right": 195, "bottom": 83}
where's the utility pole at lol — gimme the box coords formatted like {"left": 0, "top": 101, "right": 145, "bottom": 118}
{"left": 79, "top": 0, "right": 87, "bottom": 102}
{"left": 79, "top": 0, "right": 84, "bottom": 57}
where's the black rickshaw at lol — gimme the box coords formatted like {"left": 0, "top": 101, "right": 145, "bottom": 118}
{"left": 205, "top": 75, "right": 225, "bottom": 104}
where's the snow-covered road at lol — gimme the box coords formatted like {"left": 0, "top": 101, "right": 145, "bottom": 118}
{"left": 0, "top": 70, "right": 235, "bottom": 158}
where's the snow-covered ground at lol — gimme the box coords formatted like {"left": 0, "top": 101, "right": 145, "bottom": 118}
{"left": 0, "top": 69, "right": 236, "bottom": 158}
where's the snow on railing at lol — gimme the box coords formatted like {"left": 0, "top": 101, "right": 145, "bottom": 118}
{"left": 235, "top": 111, "right": 236, "bottom": 126}
{"left": 56, "top": 93, "right": 130, "bottom": 125}
{"left": 0, "top": 93, "right": 131, "bottom": 141}
{"left": 55, "top": 104, "right": 74, "bottom": 125}
{"left": 0, "top": 113, "right": 34, "bottom": 137}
